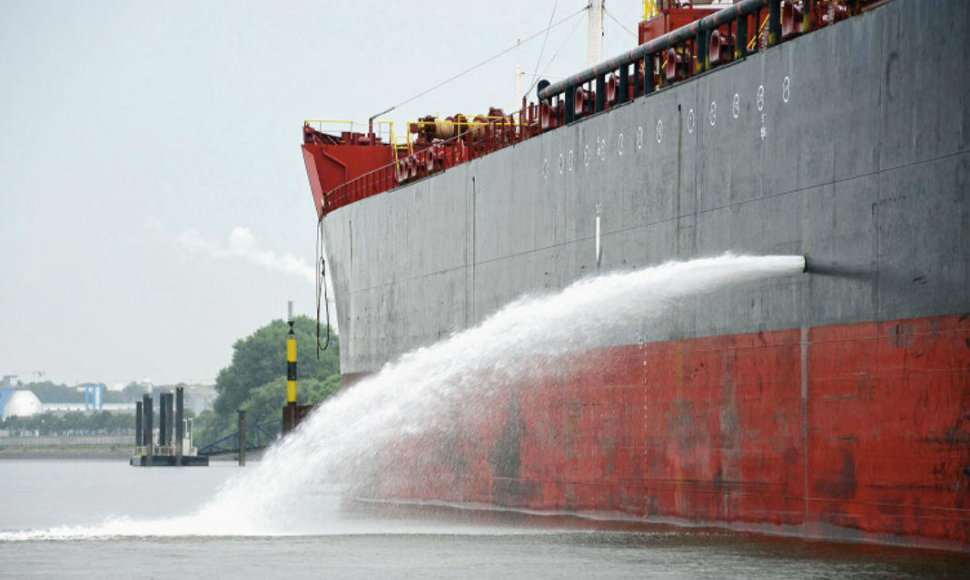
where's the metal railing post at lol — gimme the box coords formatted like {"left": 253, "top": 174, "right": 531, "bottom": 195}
{"left": 644, "top": 56, "right": 655, "bottom": 95}
{"left": 565, "top": 86, "right": 576, "bottom": 124}
{"left": 633, "top": 60, "right": 642, "bottom": 98}
{"left": 738, "top": 15, "right": 748, "bottom": 59}
{"left": 595, "top": 74, "right": 606, "bottom": 113}
{"left": 618, "top": 64, "right": 629, "bottom": 103}
{"left": 697, "top": 29, "right": 709, "bottom": 73}
{"left": 768, "top": 0, "right": 781, "bottom": 46}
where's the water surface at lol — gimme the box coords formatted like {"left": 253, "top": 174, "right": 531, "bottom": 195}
{"left": 1, "top": 461, "right": 966, "bottom": 579}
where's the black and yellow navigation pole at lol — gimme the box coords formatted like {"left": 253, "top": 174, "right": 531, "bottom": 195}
{"left": 282, "top": 300, "right": 315, "bottom": 434}
{"left": 287, "top": 300, "right": 298, "bottom": 405}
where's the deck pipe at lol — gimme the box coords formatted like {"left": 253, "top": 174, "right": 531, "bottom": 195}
{"left": 538, "top": 0, "right": 775, "bottom": 111}
{"left": 175, "top": 387, "right": 184, "bottom": 466}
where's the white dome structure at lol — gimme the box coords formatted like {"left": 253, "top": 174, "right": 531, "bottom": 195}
{"left": 0, "top": 389, "right": 43, "bottom": 418}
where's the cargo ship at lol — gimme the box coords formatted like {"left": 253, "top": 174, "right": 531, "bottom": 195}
{"left": 301, "top": 0, "right": 970, "bottom": 551}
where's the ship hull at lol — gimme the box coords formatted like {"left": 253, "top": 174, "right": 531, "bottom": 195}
{"left": 319, "top": 0, "right": 970, "bottom": 549}
{"left": 373, "top": 313, "right": 969, "bottom": 551}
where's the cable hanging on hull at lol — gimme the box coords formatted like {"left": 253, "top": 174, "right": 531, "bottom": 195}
{"left": 316, "top": 219, "right": 331, "bottom": 355}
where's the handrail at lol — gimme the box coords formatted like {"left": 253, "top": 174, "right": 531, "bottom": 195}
{"left": 539, "top": 0, "right": 771, "bottom": 102}
{"left": 304, "top": 119, "right": 357, "bottom": 134}
{"left": 748, "top": 12, "right": 770, "bottom": 51}
{"left": 304, "top": 119, "right": 356, "bottom": 125}
{"left": 313, "top": 115, "right": 526, "bottom": 138}
{"left": 319, "top": 104, "right": 540, "bottom": 214}
{"left": 197, "top": 419, "right": 281, "bottom": 456}
{"left": 409, "top": 119, "right": 531, "bottom": 129}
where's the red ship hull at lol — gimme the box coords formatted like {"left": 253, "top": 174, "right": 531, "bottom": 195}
{"left": 377, "top": 313, "right": 970, "bottom": 550}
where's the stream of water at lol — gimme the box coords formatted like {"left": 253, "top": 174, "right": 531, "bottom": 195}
{"left": 6, "top": 254, "right": 964, "bottom": 577}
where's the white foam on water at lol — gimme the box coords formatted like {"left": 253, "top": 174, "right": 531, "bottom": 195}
{"left": 1, "top": 254, "right": 804, "bottom": 541}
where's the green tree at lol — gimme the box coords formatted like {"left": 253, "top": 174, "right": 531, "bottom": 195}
{"left": 24, "top": 381, "right": 83, "bottom": 403}
{"left": 0, "top": 410, "right": 136, "bottom": 435}
{"left": 118, "top": 382, "right": 149, "bottom": 402}
{"left": 239, "top": 376, "right": 341, "bottom": 426}
{"left": 199, "top": 316, "right": 339, "bottom": 443}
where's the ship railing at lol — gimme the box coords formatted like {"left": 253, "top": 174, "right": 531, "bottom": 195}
{"left": 322, "top": 110, "right": 540, "bottom": 214}
{"left": 324, "top": 162, "right": 400, "bottom": 212}
{"left": 313, "top": 0, "right": 878, "bottom": 215}
{"left": 537, "top": 0, "right": 864, "bottom": 127}
{"left": 303, "top": 119, "right": 361, "bottom": 137}
{"left": 374, "top": 120, "right": 395, "bottom": 145}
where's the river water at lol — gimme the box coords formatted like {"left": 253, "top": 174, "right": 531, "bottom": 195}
{"left": 1, "top": 460, "right": 966, "bottom": 579}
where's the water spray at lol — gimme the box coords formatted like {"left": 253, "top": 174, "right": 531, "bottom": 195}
{"left": 199, "top": 254, "right": 807, "bottom": 529}
{"left": 3, "top": 254, "right": 807, "bottom": 539}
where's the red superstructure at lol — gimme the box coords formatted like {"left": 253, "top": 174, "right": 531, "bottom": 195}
{"left": 302, "top": 108, "right": 541, "bottom": 219}
{"left": 639, "top": 1, "right": 723, "bottom": 44}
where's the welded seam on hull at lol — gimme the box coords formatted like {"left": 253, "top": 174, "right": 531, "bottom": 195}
{"left": 800, "top": 326, "right": 810, "bottom": 526}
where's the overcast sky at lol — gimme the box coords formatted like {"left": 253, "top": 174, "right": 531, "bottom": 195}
{"left": 1, "top": 0, "right": 643, "bottom": 387}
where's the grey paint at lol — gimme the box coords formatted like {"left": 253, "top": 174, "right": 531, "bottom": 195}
{"left": 322, "top": 0, "right": 970, "bottom": 376}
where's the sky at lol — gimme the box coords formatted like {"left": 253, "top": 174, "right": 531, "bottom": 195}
{"left": 1, "top": 0, "right": 643, "bottom": 388}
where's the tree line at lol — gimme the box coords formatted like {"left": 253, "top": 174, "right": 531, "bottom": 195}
{"left": 2, "top": 316, "right": 340, "bottom": 444}
{"left": 13, "top": 380, "right": 193, "bottom": 404}
{"left": 0, "top": 411, "right": 135, "bottom": 436}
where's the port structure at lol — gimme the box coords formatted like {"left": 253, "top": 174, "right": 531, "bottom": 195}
{"left": 79, "top": 382, "right": 105, "bottom": 411}
{"left": 130, "top": 386, "right": 208, "bottom": 466}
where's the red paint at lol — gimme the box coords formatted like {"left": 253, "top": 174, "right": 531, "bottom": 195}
{"left": 638, "top": 5, "right": 720, "bottom": 45}
{"left": 368, "top": 314, "right": 970, "bottom": 550}
{"left": 302, "top": 108, "right": 541, "bottom": 217}
{"left": 301, "top": 131, "right": 395, "bottom": 219}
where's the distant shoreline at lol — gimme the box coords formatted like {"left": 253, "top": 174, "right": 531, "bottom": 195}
{"left": 0, "top": 446, "right": 131, "bottom": 460}
{"left": 0, "top": 434, "right": 133, "bottom": 459}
